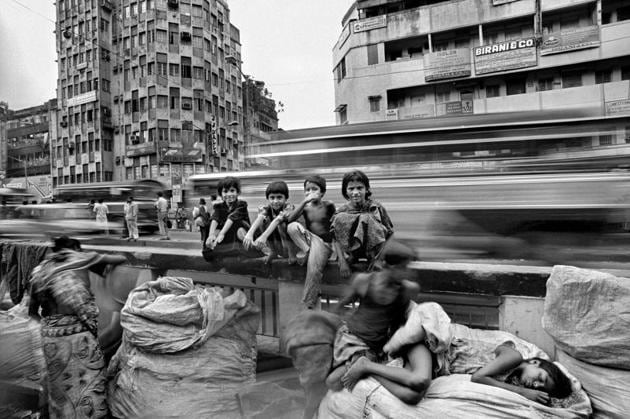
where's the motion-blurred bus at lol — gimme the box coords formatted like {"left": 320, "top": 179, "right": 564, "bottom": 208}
{"left": 0, "top": 187, "right": 35, "bottom": 219}
{"left": 187, "top": 110, "right": 630, "bottom": 262}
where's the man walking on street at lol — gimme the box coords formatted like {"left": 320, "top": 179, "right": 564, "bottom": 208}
{"left": 124, "top": 196, "right": 139, "bottom": 242}
{"left": 155, "top": 191, "right": 170, "bottom": 240}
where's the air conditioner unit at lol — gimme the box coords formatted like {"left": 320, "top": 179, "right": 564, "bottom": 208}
{"left": 113, "top": 95, "right": 119, "bottom": 103}
{"left": 182, "top": 102, "right": 192, "bottom": 110}
{"left": 220, "top": 147, "right": 227, "bottom": 155}
{"left": 180, "top": 32, "right": 191, "bottom": 42}
{"left": 60, "top": 121, "right": 68, "bottom": 127}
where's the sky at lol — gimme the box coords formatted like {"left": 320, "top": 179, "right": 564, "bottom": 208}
{"left": 0, "top": 0, "right": 354, "bottom": 130}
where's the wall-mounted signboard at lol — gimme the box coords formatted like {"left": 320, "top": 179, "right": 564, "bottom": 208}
{"left": 474, "top": 38, "right": 537, "bottom": 75}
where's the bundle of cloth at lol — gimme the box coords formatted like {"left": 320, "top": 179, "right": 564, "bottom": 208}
{"left": 543, "top": 265, "right": 630, "bottom": 418}
{"left": 107, "top": 276, "right": 260, "bottom": 418}
{"left": 286, "top": 302, "right": 592, "bottom": 419}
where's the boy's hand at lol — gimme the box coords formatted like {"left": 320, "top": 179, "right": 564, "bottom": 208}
{"left": 339, "top": 261, "right": 352, "bottom": 279}
{"left": 206, "top": 234, "right": 217, "bottom": 249}
{"left": 215, "top": 232, "right": 225, "bottom": 244}
{"left": 305, "top": 191, "right": 321, "bottom": 203}
{"left": 253, "top": 237, "right": 265, "bottom": 249}
{"left": 243, "top": 234, "right": 254, "bottom": 250}
{"left": 521, "top": 388, "right": 550, "bottom": 405}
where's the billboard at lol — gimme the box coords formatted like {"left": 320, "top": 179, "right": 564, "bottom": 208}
{"left": 474, "top": 38, "right": 537, "bottom": 75}
{"left": 540, "top": 26, "right": 600, "bottom": 55}
{"left": 424, "top": 48, "right": 471, "bottom": 82}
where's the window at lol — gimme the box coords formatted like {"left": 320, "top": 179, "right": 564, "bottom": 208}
{"left": 367, "top": 44, "right": 378, "bottom": 65}
{"left": 101, "top": 78, "right": 110, "bottom": 92}
{"left": 435, "top": 88, "right": 450, "bottom": 103}
{"left": 595, "top": 70, "right": 611, "bottom": 84}
{"left": 336, "top": 57, "right": 346, "bottom": 83}
{"left": 599, "top": 135, "right": 613, "bottom": 146}
{"left": 562, "top": 71, "right": 582, "bottom": 88}
{"left": 506, "top": 78, "right": 526, "bottom": 95}
{"left": 368, "top": 96, "right": 381, "bottom": 112}
{"left": 181, "top": 57, "right": 192, "bottom": 78}
{"left": 339, "top": 107, "right": 347, "bottom": 124}
{"left": 157, "top": 95, "right": 168, "bottom": 108}
{"left": 169, "top": 87, "right": 180, "bottom": 110}
{"left": 538, "top": 78, "right": 554, "bottom": 91}
{"left": 486, "top": 84, "right": 500, "bottom": 98}
{"left": 169, "top": 63, "right": 180, "bottom": 76}
{"left": 622, "top": 66, "right": 630, "bottom": 81}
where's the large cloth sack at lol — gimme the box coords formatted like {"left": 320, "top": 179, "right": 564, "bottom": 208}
{"left": 557, "top": 350, "right": 630, "bottom": 419}
{"left": 0, "top": 302, "right": 45, "bottom": 385}
{"left": 542, "top": 265, "right": 630, "bottom": 369}
{"left": 120, "top": 276, "right": 236, "bottom": 353}
{"left": 108, "top": 277, "right": 260, "bottom": 418}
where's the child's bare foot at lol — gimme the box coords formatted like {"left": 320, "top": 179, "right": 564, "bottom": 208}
{"left": 341, "top": 356, "right": 370, "bottom": 390}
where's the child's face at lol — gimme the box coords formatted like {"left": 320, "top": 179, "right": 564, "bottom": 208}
{"left": 268, "top": 193, "right": 287, "bottom": 211}
{"left": 346, "top": 180, "right": 367, "bottom": 206}
{"left": 221, "top": 186, "right": 239, "bottom": 204}
{"left": 518, "top": 360, "right": 555, "bottom": 394}
{"left": 368, "top": 273, "right": 401, "bottom": 306}
{"left": 304, "top": 182, "right": 323, "bottom": 202}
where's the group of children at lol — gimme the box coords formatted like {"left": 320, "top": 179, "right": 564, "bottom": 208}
{"left": 196, "top": 170, "right": 394, "bottom": 309}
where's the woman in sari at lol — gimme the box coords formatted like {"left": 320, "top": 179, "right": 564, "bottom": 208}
{"left": 28, "top": 236, "right": 127, "bottom": 419}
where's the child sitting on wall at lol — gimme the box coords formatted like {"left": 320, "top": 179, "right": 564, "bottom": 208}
{"left": 243, "top": 180, "right": 297, "bottom": 264}
{"left": 206, "top": 176, "right": 251, "bottom": 251}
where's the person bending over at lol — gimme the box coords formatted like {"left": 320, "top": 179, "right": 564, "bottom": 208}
{"left": 326, "top": 263, "right": 420, "bottom": 393}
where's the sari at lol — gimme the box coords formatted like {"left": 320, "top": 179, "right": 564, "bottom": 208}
{"left": 29, "top": 249, "right": 110, "bottom": 419}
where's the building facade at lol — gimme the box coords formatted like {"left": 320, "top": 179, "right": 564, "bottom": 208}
{"left": 54, "top": 0, "right": 245, "bottom": 197}
{"left": 0, "top": 100, "right": 56, "bottom": 198}
{"left": 242, "top": 78, "right": 279, "bottom": 168}
{"left": 333, "top": 0, "right": 630, "bottom": 129}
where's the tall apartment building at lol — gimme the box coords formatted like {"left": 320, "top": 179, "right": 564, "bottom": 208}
{"left": 333, "top": 0, "right": 630, "bottom": 129}
{"left": 0, "top": 100, "right": 56, "bottom": 198}
{"left": 53, "top": 0, "right": 244, "bottom": 194}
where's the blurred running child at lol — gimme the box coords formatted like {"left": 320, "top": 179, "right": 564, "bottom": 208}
{"left": 206, "top": 176, "right": 251, "bottom": 250}
{"left": 285, "top": 175, "right": 337, "bottom": 309}
{"left": 243, "top": 180, "right": 297, "bottom": 264}
{"left": 332, "top": 170, "right": 394, "bottom": 278}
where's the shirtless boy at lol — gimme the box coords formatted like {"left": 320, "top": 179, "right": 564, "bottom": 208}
{"left": 286, "top": 175, "right": 337, "bottom": 309}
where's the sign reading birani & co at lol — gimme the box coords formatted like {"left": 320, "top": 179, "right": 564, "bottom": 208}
{"left": 424, "top": 49, "right": 471, "bottom": 82}
{"left": 540, "top": 26, "right": 600, "bottom": 55}
{"left": 474, "top": 38, "right": 537, "bottom": 75}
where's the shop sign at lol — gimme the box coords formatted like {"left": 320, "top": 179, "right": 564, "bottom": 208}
{"left": 540, "top": 26, "right": 600, "bottom": 55}
{"left": 338, "top": 24, "right": 351, "bottom": 48}
{"left": 352, "top": 15, "right": 386, "bottom": 33}
{"left": 126, "top": 142, "right": 156, "bottom": 157}
{"left": 605, "top": 99, "right": 630, "bottom": 116}
{"left": 66, "top": 90, "right": 97, "bottom": 108}
{"left": 474, "top": 38, "right": 537, "bottom": 75}
{"left": 424, "top": 48, "right": 471, "bottom": 82}
{"left": 445, "top": 101, "right": 463, "bottom": 115}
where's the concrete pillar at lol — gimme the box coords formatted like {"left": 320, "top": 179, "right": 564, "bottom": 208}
{"left": 499, "top": 295, "right": 556, "bottom": 358}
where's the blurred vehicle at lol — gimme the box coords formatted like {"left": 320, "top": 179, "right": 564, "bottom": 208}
{"left": 185, "top": 168, "right": 630, "bottom": 262}
{"left": 52, "top": 180, "right": 165, "bottom": 235}
{"left": 0, "top": 187, "right": 36, "bottom": 220}
{"left": 0, "top": 203, "right": 124, "bottom": 238}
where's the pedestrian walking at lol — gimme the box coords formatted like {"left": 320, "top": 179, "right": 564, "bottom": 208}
{"left": 124, "top": 196, "right": 139, "bottom": 241}
{"left": 155, "top": 191, "right": 170, "bottom": 240}
{"left": 193, "top": 198, "right": 211, "bottom": 249}
{"left": 93, "top": 198, "right": 109, "bottom": 235}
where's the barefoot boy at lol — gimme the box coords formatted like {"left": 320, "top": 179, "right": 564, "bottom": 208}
{"left": 206, "top": 176, "right": 250, "bottom": 250}
{"left": 286, "top": 175, "right": 337, "bottom": 309}
{"left": 243, "top": 180, "right": 296, "bottom": 264}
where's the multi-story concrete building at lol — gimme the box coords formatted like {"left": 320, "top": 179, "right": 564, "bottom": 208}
{"left": 242, "top": 78, "right": 278, "bottom": 168}
{"left": 0, "top": 100, "right": 56, "bottom": 199}
{"left": 333, "top": 0, "right": 630, "bottom": 128}
{"left": 53, "top": 0, "right": 244, "bottom": 197}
